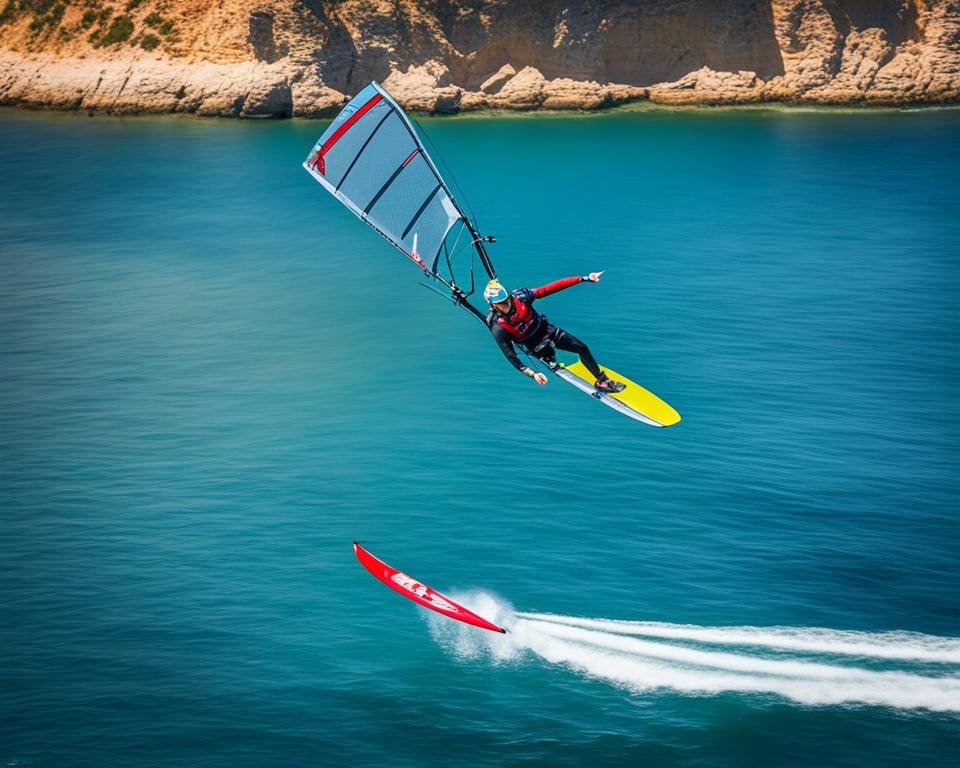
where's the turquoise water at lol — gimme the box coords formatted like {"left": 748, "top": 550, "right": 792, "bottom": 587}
{"left": 1, "top": 106, "right": 958, "bottom": 766}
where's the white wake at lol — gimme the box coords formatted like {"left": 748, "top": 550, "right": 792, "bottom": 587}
{"left": 426, "top": 593, "right": 960, "bottom": 713}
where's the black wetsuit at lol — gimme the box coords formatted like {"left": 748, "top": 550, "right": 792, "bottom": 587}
{"left": 486, "top": 276, "right": 604, "bottom": 380}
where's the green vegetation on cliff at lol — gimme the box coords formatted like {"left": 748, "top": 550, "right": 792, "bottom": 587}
{"left": 2, "top": 0, "right": 176, "bottom": 52}
{"left": 98, "top": 13, "right": 131, "bottom": 45}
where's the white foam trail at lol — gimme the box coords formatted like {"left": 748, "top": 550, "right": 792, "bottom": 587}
{"left": 515, "top": 621, "right": 960, "bottom": 712}
{"left": 518, "top": 612, "right": 960, "bottom": 663}
{"left": 428, "top": 596, "right": 960, "bottom": 713}
{"left": 524, "top": 620, "right": 940, "bottom": 682}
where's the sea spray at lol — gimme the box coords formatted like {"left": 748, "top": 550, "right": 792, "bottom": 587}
{"left": 427, "top": 590, "right": 521, "bottom": 662}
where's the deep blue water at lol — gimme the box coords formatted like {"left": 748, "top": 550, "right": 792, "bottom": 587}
{"left": 1, "top": 106, "right": 958, "bottom": 767}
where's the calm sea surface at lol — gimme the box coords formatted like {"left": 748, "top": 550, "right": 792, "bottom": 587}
{"left": 1, "top": 106, "right": 958, "bottom": 767}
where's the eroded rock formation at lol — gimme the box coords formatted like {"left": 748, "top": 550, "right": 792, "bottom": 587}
{"left": 0, "top": 0, "right": 957, "bottom": 115}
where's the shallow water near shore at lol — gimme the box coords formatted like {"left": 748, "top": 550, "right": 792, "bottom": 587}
{"left": 1, "top": 106, "right": 958, "bottom": 766}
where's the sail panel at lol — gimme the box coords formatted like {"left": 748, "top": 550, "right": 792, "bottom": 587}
{"left": 304, "top": 82, "right": 468, "bottom": 276}
{"left": 338, "top": 112, "right": 416, "bottom": 209}
{"left": 368, "top": 153, "right": 458, "bottom": 258}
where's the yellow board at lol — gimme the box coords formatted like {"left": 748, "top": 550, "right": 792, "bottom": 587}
{"left": 560, "top": 361, "right": 681, "bottom": 427}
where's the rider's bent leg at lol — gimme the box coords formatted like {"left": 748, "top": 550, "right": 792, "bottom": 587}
{"left": 550, "top": 327, "right": 604, "bottom": 381}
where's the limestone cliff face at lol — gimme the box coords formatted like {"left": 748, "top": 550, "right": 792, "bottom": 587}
{"left": 0, "top": 0, "right": 957, "bottom": 115}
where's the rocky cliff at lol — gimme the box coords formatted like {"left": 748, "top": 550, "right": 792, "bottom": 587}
{"left": 1, "top": 0, "right": 958, "bottom": 116}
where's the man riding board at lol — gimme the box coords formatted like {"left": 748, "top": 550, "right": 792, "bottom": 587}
{"left": 483, "top": 272, "right": 626, "bottom": 393}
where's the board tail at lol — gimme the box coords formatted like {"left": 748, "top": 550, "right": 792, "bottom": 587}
{"left": 554, "top": 362, "right": 681, "bottom": 427}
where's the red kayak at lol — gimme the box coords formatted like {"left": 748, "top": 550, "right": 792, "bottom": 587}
{"left": 353, "top": 542, "right": 507, "bottom": 634}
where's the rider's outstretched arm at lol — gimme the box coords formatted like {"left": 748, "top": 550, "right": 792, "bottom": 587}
{"left": 532, "top": 271, "right": 602, "bottom": 299}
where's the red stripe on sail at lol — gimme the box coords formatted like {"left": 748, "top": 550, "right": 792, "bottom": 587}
{"left": 310, "top": 93, "right": 384, "bottom": 175}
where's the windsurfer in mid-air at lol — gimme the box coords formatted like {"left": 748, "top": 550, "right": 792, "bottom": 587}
{"left": 484, "top": 273, "right": 626, "bottom": 393}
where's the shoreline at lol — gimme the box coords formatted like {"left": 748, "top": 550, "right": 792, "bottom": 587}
{"left": 410, "top": 101, "right": 960, "bottom": 120}
{"left": 3, "top": 100, "right": 959, "bottom": 123}
{"left": 3, "top": 49, "right": 958, "bottom": 122}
